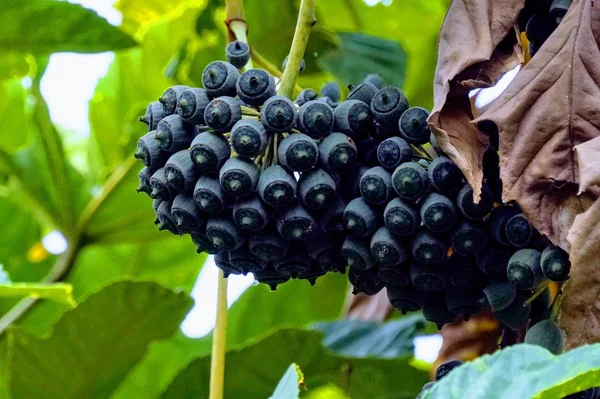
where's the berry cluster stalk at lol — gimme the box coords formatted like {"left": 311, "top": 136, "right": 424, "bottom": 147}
{"left": 277, "top": 0, "right": 317, "bottom": 100}
{"left": 209, "top": 270, "right": 228, "bottom": 399}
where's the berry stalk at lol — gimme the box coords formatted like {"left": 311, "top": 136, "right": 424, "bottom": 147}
{"left": 209, "top": 269, "right": 228, "bottom": 399}
{"left": 277, "top": 0, "right": 317, "bottom": 100}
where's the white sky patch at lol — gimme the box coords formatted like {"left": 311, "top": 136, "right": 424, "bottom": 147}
{"left": 181, "top": 256, "right": 255, "bottom": 338}
{"left": 413, "top": 334, "right": 443, "bottom": 363}
{"left": 42, "top": 231, "right": 68, "bottom": 255}
{"left": 471, "top": 65, "right": 521, "bottom": 109}
{"left": 41, "top": 52, "right": 115, "bottom": 136}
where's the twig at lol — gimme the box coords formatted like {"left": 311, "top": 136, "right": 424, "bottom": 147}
{"left": 277, "top": 0, "right": 317, "bottom": 99}
{"left": 209, "top": 269, "right": 228, "bottom": 399}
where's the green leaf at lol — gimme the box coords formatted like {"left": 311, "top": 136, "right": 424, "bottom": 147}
{"left": 8, "top": 281, "right": 193, "bottom": 399}
{"left": 311, "top": 314, "right": 427, "bottom": 359}
{"left": 113, "top": 333, "right": 212, "bottom": 399}
{"left": 423, "top": 343, "right": 600, "bottom": 399}
{"left": 0, "top": 0, "right": 136, "bottom": 53}
{"left": 0, "top": 282, "right": 74, "bottom": 306}
{"left": 226, "top": 273, "right": 348, "bottom": 347}
{"left": 270, "top": 363, "right": 304, "bottom": 399}
{"left": 161, "top": 328, "right": 428, "bottom": 399}
{"left": 314, "top": 0, "right": 448, "bottom": 108}
{"left": 114, "top": 272, "right": 344, "bottom": 398}
{"left": 319, "top": 32, "right": 407, "bottom": 92}
{"left": 18, "top": 239, "right": 206, "bottom": 337}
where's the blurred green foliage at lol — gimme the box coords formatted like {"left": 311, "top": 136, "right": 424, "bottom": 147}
{"left": 0, "top": 0, "right": 449, "bottom": 397}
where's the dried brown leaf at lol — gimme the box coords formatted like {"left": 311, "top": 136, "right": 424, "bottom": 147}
{"left": 576, "top": 135, "right": 600, "bottom": 193}
{"left": 475, "top": 0, "right": 600, "bottom": 248}
{"left": 429, "top": 0, "right": 525, "bottom": 199}
{"left": 562, "top": 197, "right": 600, "bottom": 348}
{"left": 344, "top": 289, "right": 392, "bottom": 321}
{"left": 433, "top": 312, "right": 500, "bottom": 378}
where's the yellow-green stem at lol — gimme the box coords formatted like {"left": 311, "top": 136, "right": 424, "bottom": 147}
{"left": 209, "top": 269, "right": 228, "bottom": 399}
{"left": 277, "top": 0, "right": 317, "bottom": 99}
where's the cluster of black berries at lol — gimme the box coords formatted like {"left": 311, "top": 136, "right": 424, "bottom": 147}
{"left": 134, "top": 54, "right": 395, "bottom": 289}
{"left": 133, "top": 47, "right": 571, "bottom": 331}
{"left": 520, "top": 0, "right": 572, "bottom": 56}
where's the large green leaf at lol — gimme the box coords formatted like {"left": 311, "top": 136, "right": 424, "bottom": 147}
{"left": 113, "top": 272, "right": 346, "bottom": 398}
{"left": 0, "top": 0, "right": 136, "bottom": 53}
{"left": 270, "top": 364, "right": 304, "bottom": 399}
{"left": 226, "top": 273, "right": 348, "bottom": 347}
{"left": 423, "top": 344, "right": 600, "bottom": 399}
{"left": 161, "top": 328, "right": 428, "bottom": 399}
{"left": 112, "top": 333, "right": 212, "bottom": 399}
{"left": 311, "top": 314, "right": 427, "bottom": 359}
{"left": 319, "top": 33, "right": 407, "bottom": 88}
{"left": 18, "top": 239, "right": 206, "bottom": 337}
{"left": 8, "top": 281, "right": 193, "bottom": 399}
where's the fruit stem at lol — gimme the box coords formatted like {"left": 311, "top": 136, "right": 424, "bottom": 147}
{"left": 410, "top": 144, "right": 433, "bottom": 161}
{"left": 550, "top": 290, "right": 563, "bottom": 322}
{"left": 277, "top": 0, "right": 317, "bottom": 100}
{"left": 273, "top": 133, "right": 279, "bottom": 165}
{"left": 209, "top": 269, "right": 229, "bottom": 399}
{"left": 240, "top": 106, "right": 260, "bottom": 117}
{"left": 262, "top": 135, "right": 274, "bottom": 171}
{"left": 225, "top": 0, "right": 253, "bottom": 71}
{"left": 524, "top": 281, "right": 551, "bottom": 305}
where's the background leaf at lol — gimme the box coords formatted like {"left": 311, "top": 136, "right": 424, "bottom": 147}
{"left": 17, "top": 240, "right": 206, "bottom": 337}
{"left": 161, "top": 328, "right": 428, "bottom": 399}
{"left": 311, "top": 314, "right": 427, "bottom": 359}
{"left": 318, "top": 33, "right": 407, "bottom": 89}
{"left": 8, "top": 281, "right": 193, "bottom": 399}
{"left": 226, "top": 274, "right": 348, "bottom": 347}
{"left": 0, "top": 0, "right": 136, "bottom": 53}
